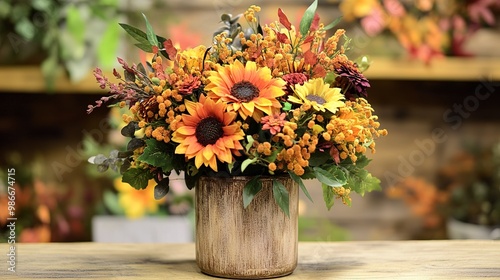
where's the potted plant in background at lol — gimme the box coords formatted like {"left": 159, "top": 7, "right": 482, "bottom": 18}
{"left": 439, "top": 142, "right": 500, "bottom": 239}
{"left": 87, "top": 0, "right": 387, "bottom": 278}
{"left": 387, "top": 141, "right": 500, "bottom": 240}
{"left": 0, "top": 0, "right": 121, "bottom": 88}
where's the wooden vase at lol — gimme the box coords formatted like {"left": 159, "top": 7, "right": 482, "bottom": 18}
{"left": 195, "top": 176, "right": 299, "bottom": 279}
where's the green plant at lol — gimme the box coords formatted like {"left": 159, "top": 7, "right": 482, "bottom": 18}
{"left": 0, "top": 0, "right": 122, "bottom": 89}
{"left": 439, "top": 142, "right": 500, "bottom": 226}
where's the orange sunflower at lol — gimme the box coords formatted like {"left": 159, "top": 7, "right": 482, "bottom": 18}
{"left": 205, "top": 60, "right": 286, "bottom": 121}
{"left": 172, "top": 95, "right": 244, "bottom": 171}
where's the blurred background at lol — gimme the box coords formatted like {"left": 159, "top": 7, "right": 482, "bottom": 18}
{"left": 1, "top": 0, "right": 499, "bottom": 243}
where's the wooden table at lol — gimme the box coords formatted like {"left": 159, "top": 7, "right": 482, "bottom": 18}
{"left": 1, "top": 241, "right": 499, "bottom": 279}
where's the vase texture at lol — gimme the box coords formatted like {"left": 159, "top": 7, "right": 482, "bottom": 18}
{"left": 195, "top": 176, "right": 298, "bottom": 279}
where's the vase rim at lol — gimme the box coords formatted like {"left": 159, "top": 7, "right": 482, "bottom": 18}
{"left": 199, "top": 175, "right": 290, "bottom": 181}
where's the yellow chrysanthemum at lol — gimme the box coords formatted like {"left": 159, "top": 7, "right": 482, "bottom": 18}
{"left": 172, "top": 95, "right": 244, "bottom": 171}
{"left": 205, "top": 60, "right": 285, "bottom": 121}
{"left": 114, "top": 178, "right": 165, "bottom": 219}
{"left": 177, "top": 45, "right": 207, "bottom": 74}
{"left": 288, "top": 78, "right": 345, "bottom": 114}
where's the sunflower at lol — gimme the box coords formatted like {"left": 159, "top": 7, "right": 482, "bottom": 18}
{"left": 288, "top": 78, "right": 345, "bottom": 114}
{"left": 205, "top": 60, "right": 285, "bottom": 121}
{"left": 172, "top": 95, "right": 244, "bottom": 171}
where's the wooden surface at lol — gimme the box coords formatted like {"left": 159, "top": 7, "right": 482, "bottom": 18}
{"left": 1, "top": 240, "right": 499, "bottom": 279}
{"left": 1, "top": 57, "right": 499, "bottom": 93}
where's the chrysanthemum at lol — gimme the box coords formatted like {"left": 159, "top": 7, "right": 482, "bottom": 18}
{"left": 261, "top": 112, "right": 287, "bottom": 135}
{"left": 282, "top": 73, "right": 309, "bottom": 95}
{"left": 205, "top": 60, "right": 285, "bottom": 121}
{"left": 288, "top": 78, "right": 345, "bottom": 114}
{"left": 172, "top": 95, "right": 244, "bottom": 171}
{"left": 334, "top": 64, "right": 370, "bottom": 100}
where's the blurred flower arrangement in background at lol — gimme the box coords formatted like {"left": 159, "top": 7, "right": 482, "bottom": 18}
{"left": 387, "top": 141, "right": 500, "bottom": 239}
{"left": 340, "top": 0, "right": 500, "bottom": 63}
{"left": 0, "top": 155, "right": 93, "bottom": 242}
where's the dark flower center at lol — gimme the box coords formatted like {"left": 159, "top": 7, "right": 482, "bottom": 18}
{"left": 196, "top": 117, "right": 224, "bottom": 146}
{"left": 306, "top": 94, "right": 326, "bottom": 105}
{"left": 230, "top": 81, "right": 260, "bottom": 102}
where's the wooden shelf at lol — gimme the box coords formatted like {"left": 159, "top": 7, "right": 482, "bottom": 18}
{"left": 365, "top": 56, "right": 500, "bottom": 81}
{"left": 0, "top": 66, "right": 109, "bottom": 94}
{"left": 1, "top": 57, "right": 499, "bottom": 93}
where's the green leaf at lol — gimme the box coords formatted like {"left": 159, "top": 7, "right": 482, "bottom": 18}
{"left": 273, "top": 179, "right": 290, "bottom": 217}
{"left": 245, "top": 135, "right": 254, "bottom": 152}
{"left": 308, "top": 152, "right": 331, "bottom": 167}
{"left": 119, "top": 23, "right": 150, "bottom": 46}
{"left": 66, "top": 4, "right": 85, "bottom": 44}
{"left": 33, "top": 0, "right": 52, "bottom": 12}
{"left": 283, "top": 102, "right": 292, "bottom": 111}
{"left": 127, "top": 138, "right": 145, "bottom": 151}
{"left": 154, "top": 178, "right": 170, "bottom": 200}
{"left": 324, "top": 72, "right": 336, "bottom": 84}
{"left": 135, "top": 43, "right": 153, "bottom": 52}
{"left": 313, "top": 166, "right": 346, "bottom": 187}
{"left": 299, "top": 0, "right": 318, "bottom": 37}
{"left": 324, "top": 16, "right": 342, "bottom": 30}
{"left": 265, "top": 149, "right": 279, "bottom": 163}
{"left": 341, "top": 154, "right": 371, "bottom": 169}
{"left": 322, "top": 183, "right": 335, "bottom": 210}
{"left": 142, "top": 13, "right": 159, "bottom": 47}
{"left": 103, "top": 190, "right": 124, "bottom": 215}
{"left": 137, "top": 139, "right": 174, "bottom": 172}
{"left": 184, "top": 171, "right": 199, "bottom": 190}
{"left": 41, "top": 54, "right": 59, "bottom": 91}
{"left": 243, "top": 176, "right": 262, "bottom": 208}
{"left": 15, "top": 17, "right": 35, "bottom": 40}
{"left": 344, "top": 167, "right": 381, "bottom": 196}
{"left": 122, "top": 168, "right": 153, "bottom": 190}
{"left": 301, "top": 168, "right": 316, "bottom": 180}
{"left": 121, "top": 121, "right": 137, "bottom": 137}
{"left": 289, "top": 172, "right": 313, "bottom": 202}
{"left": 98, "top": 23, "right": 120, "bottom": 69}
{"left": 241, "top": 158, "right": 257, "bottom": 172}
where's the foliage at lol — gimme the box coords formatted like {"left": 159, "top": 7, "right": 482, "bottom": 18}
{"left": 0, "top": 0, "right": 121, "bottom": 89}
{"left": 87, "top": 1, "right": 387, "bottom": 215}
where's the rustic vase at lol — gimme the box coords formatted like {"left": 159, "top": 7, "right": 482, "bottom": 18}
{"left": 195, "top": 176, "right": 299, "bottom": 279}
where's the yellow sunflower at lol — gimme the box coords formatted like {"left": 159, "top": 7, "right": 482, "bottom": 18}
{"left": 172, "top": 95, "right": 244, "bottom": 171}
{"left": 288, "top": 78, "right": 345, "bottom": 114}
{"left": 205, "top": 60, "right": 285, "bottom": 121}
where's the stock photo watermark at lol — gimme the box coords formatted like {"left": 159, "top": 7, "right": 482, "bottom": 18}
{"left": 384, "top": 77, "right": 500, "bottom": 186}
{"left": 5, "top": 168, "right": 17, "bottom": 273}
{"left": 51, "top": 117, "right": 112, "bottom": 182}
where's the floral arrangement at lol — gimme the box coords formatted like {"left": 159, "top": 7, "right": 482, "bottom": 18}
{"left": 88, "top": 0, "right": 387, "bottom": 214}
{"left": 340, "top": 0, "right": 500, "bottom": 62}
